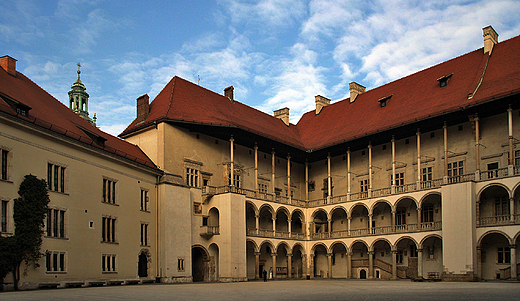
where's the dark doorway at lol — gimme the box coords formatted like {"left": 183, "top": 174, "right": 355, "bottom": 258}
{"left": 138, "top": 253, "right": 148, "bottom": 277}
{"left": 360, "top": 269, "right": 367, "bottom": 279}
{"left": 192, "top": 247, "right": 205, "bottom": 282}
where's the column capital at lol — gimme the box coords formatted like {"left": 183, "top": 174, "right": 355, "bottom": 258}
{"left": 254, "top": 252, "right": 262, "bottom": 256}
{"left": 367, "top": 251, "right": 374, "bottom": 255}
{"left": 287, "top": 253, "right": 293, "bottom": 257}
{"left": 391, "top": 250, "right": 398, "bottom": 254}
{"left": 510, "top": 244, "right": 517, "bottom": 249}
{"left": 271, "top": 253, "right": 277, "bottom": 257}
{"left": 417, "top": 248, "right": 423, "bottom": 253}
{"left": 230, "top": 135, "right": 234, "bottom": 142}
{"left": 254, "top": 143, "right": 258, "bottom": 149}
{"left": 327, "top": 253, "right": 333, "bottom": 257}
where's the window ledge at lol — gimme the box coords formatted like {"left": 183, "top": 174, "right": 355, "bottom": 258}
{"left": 140, "top": 244, "right": 151, "bottom": 247}
{"left": 46, "top": 271, "right": 67, "bottom": 274}
{"left": 48, "top": 190, "right": 69, "bottom": 196}
{"left": 44, "top": 236, "right": 69, "bottom": 240}
{"left": 102, "top": 271, "right": 118, "bottom": 274}
{"left": 140, "top": 210, "right": 151, "bottom": 213}
{"left": 101, "top": 241, "right": 119, "bottom": 245}
{"left": 0, "top": 179, "right": 13, "bottom": 184}
{"left": 101, "top": 202, "right": 119, "bottom": 206}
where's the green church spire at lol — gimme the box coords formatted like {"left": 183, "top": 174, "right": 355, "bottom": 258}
{"left": 68, "top": 63, "right": 96, "bottom": 126}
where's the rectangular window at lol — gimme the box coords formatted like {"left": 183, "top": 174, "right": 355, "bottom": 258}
{"left": 193, "top": 202, "right": 202, "bottom": 215}
{"left": 178, "top": 258, "right": 185, "bottom": 272}
{"left": 228, "top": 173, "right": 241, "bottom": 187}
{"left": 397, "top": 250, "right": 403, "bottom": 264}
{"left": 140, "top": 223, "right": 149, "bottom": 246}
{"left": 498, "top": 247, "right": 511, "bottom": 264}
{"left": 1, "top": 200, "right": 7, "bottom": 232}
{"left": 46, "top": 208, "right": 66, "bottom": 238}
{"left": 360, "top": 179, "right": 368, "bottom": 192}
{"left": 391, "top": 173, "right": 404, "bottom": 186}
{"left": 46, "top": 251, "right": 66, "bottom": 273}
{"left": 421, "top": 167, "right": 432, "bottom": 182}
{"left": 140, "top": 189, "right": 149, "bottom": 211}
{"left": 102, "top": 254, "right": 117, "bottom": 272}
{"left": 422, "top": 205, "right": 434, "bottom": 223}
{"left": 494, "top": 197, "right": 509, "bottom": 216}
{"left": 487, "top": 162, "right": 499, "bottom": 178}
{"left": 515, "top": 150, "right": 520, "bottom": 166}
{"left": 186, "top": 168, "right": 199, "bottom": 187}
{"left": 396, "top": 209, "right": 406, "bottom": 225}
{"left": 47, "top": 163, "right": 66, "bottom": 193}
{"left": 102, "top": 216, "right": 117, "bottom": 243}
{"left": 258, "top": 183, "right": 268, "bottom": 194}
{"left": 447, "top": 161, "right": 464, "bottom": 177}
{"left": 1, "top": 149, "right": 8, "bottom": 180}
{"left": 102, "top": 178, "right": 116, "bottom": 204}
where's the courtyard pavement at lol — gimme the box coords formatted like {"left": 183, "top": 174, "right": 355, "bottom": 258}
{"left": 1, "top": 279, "right": 519, "bottom": 301}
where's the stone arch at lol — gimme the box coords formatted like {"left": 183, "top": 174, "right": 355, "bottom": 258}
{"left": 330, "top": 241, "right": 348, "bottom": 278}
{"left": 246, "top": 201, "right": 257, "bottom": 230}
{"left": 292, "top": 242, "right": 306, "bottom": 256}
{"left": 370, "top": 237, "right": 393, "bottom": 251}
{"left": 208, "top": 243, "right": 219, "bottom": 282}
{"left": 419, "top": 234, "right": 442, "bottom": 248}
{"left": 349, "top": 239, "right": 369, "bottom": 251}
{"left": 192, "top": 245, "right": 210, "bottom": 282}
{"left": 370, "top": 199, "right": 393, "bottom": 213}
{"left": 259, "top": 204, "right": 275, "bottom": 231}
{"left": 259, "top": 240, "right": 276, "bottom": 251}
{"left": 478, "top": 184, "right": 511, "bottom": 225}
{"left": 276, "top": 206, "right": 290, "bottom": 216}
{"left": 371, "top": 200, "right": 393, "bottom": 231}
{"left": 478, "top": 230, "right": 512, "bottom": 280}
{"left": 208, "top": 207, "right": 219, "bottom": 227}
{"left": 396, "top": 236, "right": 419, "bottom": 250}
{"left": 291, "top": 209, "right": 305, "bottom": 235}
{"left": 419, "top": 192, "right": 442, "bottom": 206}
{"left": 477, "top": 183, "right": 512, "bottom": 199}
{"left": 291, "top": 208, "right": 306, "bottom": 223}
{"left": 478, "top": 230, "right": 512, "bottom": 246}
{"left": 312, "top": 209, "right": 329, "bottom": 235}
{"left": 311, "top": 242, "right": 328, "bottom": 253}
{"left": 349, "top": 202, "right": 370, "bottom": 217}
{"left": 291, "top": 243, "right": 306, "bottom": 278}
{"left": 275, "top": 207, "right": 290, "bottom": 232}
{"left": 259, "top": 203, "right": 275, "bottom": 215}
{"left": 276, "top": 241, "right": 291, "bottom": 253}
{"left": 246, "top": 200, "right": 259, "bottom": 214}
{"left": 246, "top": 238, "right": 259, "bottom": 253}
{"left": 138, "top": 248, "right": 151, "bottom": 278}
{"left": 330, "top": 206, "right": 348, "bottom": 233}
{"left": 312, "top": 243, "right": 328, "bottom": 278}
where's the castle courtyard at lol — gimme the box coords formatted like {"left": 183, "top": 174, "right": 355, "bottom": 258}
{"left": 0, "top": 280, "right": 519, "bottom": 301}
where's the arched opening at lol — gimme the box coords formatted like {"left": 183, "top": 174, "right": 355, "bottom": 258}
{"left": 479, "top": 232, "right": 511, "bottom": 280}
{"left": 372, "top": 202, "right": 392, "bottom": 234}
{"left": 373, "top": 240, "right": 392, "bottom": 279}
{"left": 208, "top": 207, "right": 219, "bottom": 227}
{"left": 138, "top": 250, "right": 149, "bottom": 278}
{"left": 359, "top": 269, "right": 367, "bottom": 279}
{"left": 350, "top": 204, "right": 369, "bottom": 235}
{"left": 246, "top": 202, "right": 257, "bottom": 230}
{"left": 313, "top": 244, "right": 328, "bottom": 278}
{"left": 395, "top": 238, "right": 418, "bottom": 279}
{"left": 331, "top": 243, "right": 347, "bottom": 278}
{"left": 351, "top": 241, "right": 368, "bottom": 278}
{"left": 421, "top": 236, "right": 443, "bottom": 280}
{"left": 330, "top": 207, "right": 347, "bottom": 236}
{"left": 192, "top": 246, "right": 208, "bottom": 282}
{"left": 208, "top": 243, "right": 219, "bottom": 282}
{"left": 394, "top": 198, "right": 418, "bottom": 232}
{"left": 291, "top": 210, "right": 304, "bottom": 238}
{"left": 275, "top": 209, "right": 289, "bottom": 233}
{"left": 420, "top": 194, "right": 442, "bottom": 230}
{"left": 478, "top": 185, "right": 510, "bottom": 226}
{"left": 292, "top": 245, "right": 305, "bottom": 278}
{"left": 313, "top": 210, "right": 328, "bottom": 238}
{"left": 259, "top": 242, "right": 274, "bottom": 279}
{"left": 246, "top": 240, "right": 257, "bottom": 280}
{"left": 259, "top": 206, "right": 274, "bottom": 235}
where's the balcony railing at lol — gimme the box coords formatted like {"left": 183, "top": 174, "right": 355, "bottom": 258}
{"left": 477, "top": 214, "right": 520, "bottom": 227}
{"left": 200, "top": 226, "right": 220, "bottom": 238}
{"left": 202, "top": 165, "right": 519, "bottom": 208}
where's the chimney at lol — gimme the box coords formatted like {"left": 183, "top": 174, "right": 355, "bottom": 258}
{"left": 0, "top": 55, "right": 17, "bottom": 76}
{"left": 349, "top": 82, "right": 366, "bottom": 103}
{"left": 136, "top": 94, "right": 150, "bottom": 123}
{"left": 315, "top": 95, "right": 330, "bottom": 115}
{"left": 224, "top": 86, "right": 234, "bottom": 103}
{"left": 274, "top": 107, "right": 290, "bottom": 126}
{"left": 483, "top": 26, "right": 499, "bottom": 55}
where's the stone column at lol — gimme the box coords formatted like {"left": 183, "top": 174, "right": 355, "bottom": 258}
{"left": 288, "top": 219, "right": 292, "bottom": 236}
{"left": 287, "top": 253, "right": 293, "bottom": 279}
{"left": 271, "top": 253, "right": 277, "bottom": 279}
{"left": 272, "top": 216, "right": 276, "bottom": 233}
{"left": 508, "top": 105, "right": 514, "bottom": 166}
{"left": 327, "top": 253, "right": 333, "bottom": 278}
{"left": 475, "top": 115, "right": 481, "bottom": 177}
{"left": 347, "top": 148, "right": 351, "bottom": 201}
{"left": 309, "top": 254, "right": 315, "bottom": 278}
{"left": 476, "top": 246, "right": 482, "bottom": 280}
{"left": 254, "top": 143, "right": 258, "bottom": 192}
{"left": 368, "top": 251, "right": 374, "bottom": 279}
{"left": 417, "top": 207, "right": 422, "bottom": 227}
{"left": 511, "top": 198, "right": 515, "bottom": 223}
{"left": 230, "top": 136, "right": 234, "bottom": 186}
{"left": 511, "top": 245, "right": 517, "bottom": 280}
{"left": 369, "top": 214, "right": 373, "bottom": 234}
{"left": 443, "top": 122, "right": 448, "bottom": 184}
{"left": 271, "top": 149, "right": 276, "bottom": 194}
{"left": 255, "top": 252, "right": 261, "bottom": 279}
{"left": 368, "top": 143, "right": 372, "bottom": 197}
{"left": 347, "top": 252, "right": 352, "bottom": 279}
{"left": 347, "top": 216, "right": 351, "bottom": 236}
{"left": 287, "top": 154, "right": 291, "bottom": 202}
{"left": 328, "top": 218, "right": 332, "bottom": 238}
{"left": 391, "top": 136, "right": 396, "bottom": 194}
{"left": 392, "top": 210, "right": 396, "bottom": 231}
{"left": 327, "top": 153, "right": 332, "bottom": 203}
{"left": 255, "top": 214, "right": 259, "bottom": 235}
{"left": 417, "top": 129, "right": 421, "bottom": 187}
{"left": 392, "top": 250, "right": 398, "bottom": 280}
{"left": 305, "top": 160, "right": 309, "bottom": 201}
{"left": 417, "top": 248, "right": 423, "bottom": 279}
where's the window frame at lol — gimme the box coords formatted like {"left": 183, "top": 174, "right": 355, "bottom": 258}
{"left": 102, "top": 177, "right": 117, "bottom": 204}
{"left": 140, "top": 189, "right": 150, "bottom": 212}
{"left": 102, "top": 254, "right": 117, "bottom": 273}
{"left": 101, "top": 216, "right": 117, "bottom": 243}
{"left": 1, "top": 200, "right": 8, "bottom": 233}
{"left": 46, "top": 250, "right": 67, "bottom": 273}
{"left": 47, "top": 162, "right": 66, "bottom": 193}
{"left": 140, "top": 222, "right": 149, "bottom": 246}
{"left": 45, "top": 207, "right": 67, "bottom": 239}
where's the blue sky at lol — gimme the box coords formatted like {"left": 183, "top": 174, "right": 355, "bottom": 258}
{"left": 2, "top": 0, "right": 520, "bottom": 136}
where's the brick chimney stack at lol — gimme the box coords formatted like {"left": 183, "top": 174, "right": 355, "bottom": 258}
{"left": 349, "top": 82, "right": 366, "bottom": 103}
{"left": 274, "top": 107, "right": 290, "bottom": 126}
{"left": 483, "top": 25, "right": 499, "bottom": 55}
{"left": 136, "top": 94, "right": 150, "bottom": 123}
{"left": 224, "top": 86, "right": 234, "bottom": 103}
{"left": 0, "top": 55, "right": 17, "bottom": 76}
{"left": 315, "top": 95, "right": 330, "bottom": 115}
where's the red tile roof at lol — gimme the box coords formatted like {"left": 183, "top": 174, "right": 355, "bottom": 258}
{"left": 0, "top": 65, "right": 158, "bottom": 170}
{"left": 120, "top": 34, "right": 520, "bottom": 152}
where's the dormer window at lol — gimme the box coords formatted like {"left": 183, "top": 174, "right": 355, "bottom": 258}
{"left": 378, "top": 95, "right": 393, "bottom": 108}
{"left": 1, "top": 96, "right": 31, "bottom": 117}
{"left": 16, "top": 106, "right": 28, "bottom": 116}
{"left": 437, "top": 73, "right": 453, "bottom": 88}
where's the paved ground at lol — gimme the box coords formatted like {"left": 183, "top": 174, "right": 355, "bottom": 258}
{"left": 1, "top": 280, "right": 519, "bottom": 301}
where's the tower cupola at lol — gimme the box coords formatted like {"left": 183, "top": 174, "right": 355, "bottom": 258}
{"left": 68, "top": 63, "right": 96, "bottom": 126}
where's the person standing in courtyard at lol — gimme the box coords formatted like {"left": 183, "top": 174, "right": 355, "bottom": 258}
{"left": 263, "top": 270, "right": 267, "bottom": 282}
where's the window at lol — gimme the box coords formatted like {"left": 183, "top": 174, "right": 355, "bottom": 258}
{"left": 258, "top": 182, "right": 268, "bottom": 194}
{"left": 228, "top": 172, "right": 241, "bottom": 187}
{"left": 102, "top": 254, "right": 117, "bottom": 272}
{"left": 46, "top": 208, "right": 66, "bottom": 238}
{"left": 47, "top": 163, "right": 65, "bottom": 193}
{"left": 360, "top": 179, "right": 368, "bottom": 192}
{"left": 178, "top": 258, "right": 185, "bottom": 272}
{"left": 448, "top": 161, "right": 464, "bottom": 177}
{"left": 515, "top": 150, "right": 520, "bottom": 166}
{"left": 322, "top": 178, "right": 333, "bottom": 198}
{"left": 193, "top": 202, "right": 202, "bottom": 214}
{"left": 102, "top": 178, "right": 116, "bottom": 204}
{"left": 422, "top": 205, "right": 434, "bottom": 223}
{"left": 46, "top": 251, "right": 66, "bottom": 273}
{"left": 140, "top": 189, "right": 149, "bottom": 211}
{"left": 427, "top": 247, "right": 435, "bottom": 259}
{"left": 308, "top": 181, "right": 315, "bottom": 192}
{"left": 410, "top": 245, "right": 418, "bottom": 258}
{"left": 497, "top": 247, "right": 511, "bottom": 264}
{"left": 487, "top": 162, "right": 499, "bottom": 178}
{"left": 494, "top": 196, "right": 509, "bottom": 216}
{"left": 102, "top": 216, "right": 116, "bottom": 243}
{"left": 396, "top": 209, "right": 406, "bottom": 225}
{"left": 397, "top": 250, "right": 403, "bottom": 264}
{"left": 1, "top": 200, "right": 7, "bottom": 233}
{"left": 186, "top": 168, "right": 199, "bottom": 187}
{"left": 421, "top": 167, "right": 432, "bottom": 182}
{"left": 140, "top": 223, "right": 149, "bottom": 246}
{"left": 391, "top": 173, "right": 404, "bottom": 186}
{"left": 1, "top": 149, "right": 8, "bottom": 181}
